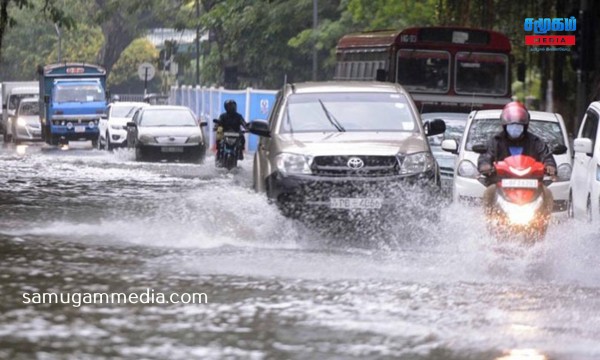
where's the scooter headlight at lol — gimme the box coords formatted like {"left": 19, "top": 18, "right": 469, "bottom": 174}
{"left": 497, "top": 195, "right": 543, "bottom": 225}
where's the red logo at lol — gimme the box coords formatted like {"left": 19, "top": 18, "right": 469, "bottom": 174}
{"left": 525, "top": 35, "right": 575, "bottom": 46}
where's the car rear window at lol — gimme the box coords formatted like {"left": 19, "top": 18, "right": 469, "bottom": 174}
{"left": 280, "top": 92, "right": 417, "bottom": 133}
{"left": 465, "top": 118, "right": 565, "bottom": 150}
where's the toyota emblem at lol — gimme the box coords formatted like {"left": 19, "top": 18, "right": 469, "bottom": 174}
{"left": 347, "top": 157, "right": 364, "bottom": 169}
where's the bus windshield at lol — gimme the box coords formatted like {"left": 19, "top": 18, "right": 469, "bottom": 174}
{"left": 455, "top": 52, "right": 508, "bottom": 95}
{"left": 54, "top": 83, "right": 104, "bottom": 103}
{"left": 397, "top": 50, "right": 450, "bottom": 93}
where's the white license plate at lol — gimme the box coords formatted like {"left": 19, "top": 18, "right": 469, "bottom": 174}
{"left": 75, "top": 126, "right": 86, "bottom": 133}
{"left": 330, "top": 198, "right": 383, "bottom": 209}
{"left": 501, "top": 178, "right": 538, "bottom": 188}
{"left": 161, "top": 146, "right": 184, "bottom": 153}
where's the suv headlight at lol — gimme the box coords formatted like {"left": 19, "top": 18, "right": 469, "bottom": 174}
{"left": 457, "top": 160, "right": 479, "bottom": 178}
{"left": 556, "top": 163, "right": 572, "bottom": 182}
{"left": 139, "top": 134, "right": 157, "bottom": 144}
{"left": 186, "top": 135, "right": 202, "bottom": 144}
{"left": 276, "top": 153, "right": 312, "bottom": 175}
{"left": 17, "top": 117, "right": 27, "bottom": 127}
{"left": 397, "top": 152, "right": 435, "bottom": 175}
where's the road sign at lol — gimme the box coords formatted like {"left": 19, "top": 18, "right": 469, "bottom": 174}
{"left": 137, "top": 62, "right": 156, "bottom": 81}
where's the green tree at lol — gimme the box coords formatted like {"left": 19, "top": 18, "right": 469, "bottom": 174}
{"left": 107, "top": 38, "right": 161, "bottom": 93}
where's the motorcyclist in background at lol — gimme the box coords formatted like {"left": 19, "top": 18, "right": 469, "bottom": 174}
{"left": 477, "top": 101, "right": 556, "bottom": 215}
{"left": 215, "top": 99, "right": 248, "bottom": 161}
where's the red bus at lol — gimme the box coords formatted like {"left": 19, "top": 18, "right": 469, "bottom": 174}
{"left": 335, "top": 26, "right": 512, "bottom": 113}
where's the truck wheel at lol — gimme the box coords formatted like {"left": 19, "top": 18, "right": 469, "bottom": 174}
{"left": 50, "top": 135, "right": 59, "bottom": 146}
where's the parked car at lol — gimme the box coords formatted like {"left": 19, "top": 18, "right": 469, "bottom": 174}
{"left": 569, "top": 101, "right": 600, "bottom": 220}
{"left": 421, "top": 112, "right": 469, "bottom": 189}
{"left": 11, "top": 96, "right": 42, "bottom": 144}
{"left": 247, "top": 81, "right": 446, "bottom": 216}
{"left": 442, "top": 109, "right": 572, "bottom": 213}
{"left": 98, "top": 101, "right": 149, "bottom": 150}
{"left": 126, "top": 106, "right": 208, "bottom": 162}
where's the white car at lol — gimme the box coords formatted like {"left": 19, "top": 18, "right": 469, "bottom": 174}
{"left": 569, "top": 101, "right": 600, "bottom": 220}
{"left": 98, "top": 101, "right": 149, "bottom": 150}
{"left": 442, "top": 109, "right": 573, "bottom": 213}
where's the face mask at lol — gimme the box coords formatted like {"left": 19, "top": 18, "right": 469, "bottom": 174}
{"left": 506, "top": 123, "right": 524, "bottom": 140}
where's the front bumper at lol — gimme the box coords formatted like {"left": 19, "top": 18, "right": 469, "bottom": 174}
{"left": 108, "top": 128, "right": 127, "bottom": 145}
{"left": 138, "top": 143, "right": 205, "bottom": 159}
{"left": 266, "top": 169, "right": 439, "bottom": 212}
{"left": 49, "top": 125, "right": 99, "bottom": 140}
{"left": 14, "top": 125, "right": 42, "bottom": 141}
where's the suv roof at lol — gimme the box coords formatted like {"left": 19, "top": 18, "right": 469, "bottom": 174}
{"left": 289, "top": 81, "right": 409, "bottom": 95}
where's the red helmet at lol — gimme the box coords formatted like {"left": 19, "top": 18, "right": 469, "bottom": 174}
{"left": 500, "top": 101, "right": 530, "bottom": 127}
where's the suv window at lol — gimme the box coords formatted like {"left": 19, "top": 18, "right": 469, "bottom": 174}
{"left": 280, "top": 92, "right": 416, "bottom": 133}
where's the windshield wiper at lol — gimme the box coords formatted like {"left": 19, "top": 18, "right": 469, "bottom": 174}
{"left": 318, "top": 99, "right": 345, "bottom": 132}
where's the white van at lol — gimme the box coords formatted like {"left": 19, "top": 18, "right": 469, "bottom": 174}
{"left": 442, "top": 109, "right": 573, "bottom": 213}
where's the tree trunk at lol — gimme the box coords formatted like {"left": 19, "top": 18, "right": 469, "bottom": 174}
{"left": 0, "top": 0, "right": 9, "bottom": 61}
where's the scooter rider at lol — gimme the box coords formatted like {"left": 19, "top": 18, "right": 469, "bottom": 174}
{"left": 215, "top": 99, "right": 248, "bottom": 160}
{"left": 477, "top": 101, "right": 556, "bottom": 214}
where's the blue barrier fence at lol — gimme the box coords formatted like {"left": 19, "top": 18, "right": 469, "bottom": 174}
{"left": 170, "top": 86, "right": 277, "bottom": 151}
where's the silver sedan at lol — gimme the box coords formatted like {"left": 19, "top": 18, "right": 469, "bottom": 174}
{"left": 126, "top": 106, "right": 208, "bottom": 162}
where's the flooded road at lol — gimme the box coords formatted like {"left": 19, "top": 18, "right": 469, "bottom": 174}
{"left": 1, "top": 141, "right": 599, "bottom": 360}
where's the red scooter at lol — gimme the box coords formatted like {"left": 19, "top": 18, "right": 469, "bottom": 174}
{"left": 473, "top": 144, "right": 566, "bottom": 241}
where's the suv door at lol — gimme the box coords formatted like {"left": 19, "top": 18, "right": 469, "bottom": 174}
{"left": 255, "top": 90, "right": 283, "bottom": 191}
{"left": 572, "top": 108, "right": 599, "bottom": 215}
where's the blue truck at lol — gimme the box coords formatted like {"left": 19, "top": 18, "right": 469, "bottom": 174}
{"left": 38, "top": 63, "right": 108, "bottom": 146}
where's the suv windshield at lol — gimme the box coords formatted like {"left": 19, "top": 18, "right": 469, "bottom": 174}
{"left": 140, "top": 109, "right": 197, "bottom": 127}
{"left": 466, "top": 118, "right": 565, "bottom": 151}
{"left": 281, "top": 92, "right": 417, "bottom": 133}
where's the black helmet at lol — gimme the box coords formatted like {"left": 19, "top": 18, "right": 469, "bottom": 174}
{"left": 224, "top": 99, "right": 237, "bottom": 114}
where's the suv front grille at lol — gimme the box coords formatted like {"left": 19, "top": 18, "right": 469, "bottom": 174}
{"left": 312, "top": 155, "right": 399, "bottom": 177}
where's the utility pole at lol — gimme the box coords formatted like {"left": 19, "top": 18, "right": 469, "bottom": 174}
{"left": 575, "top": 0, "right": 589, "bottom": 134}
{"left": 54, "top": 24, "right": 62, "bottom": 63}
{"left": 195, "top": 0, "right": 201, "bottom": 86}
{"left": 312, "top": 0, "right": 318, "bottom": 81}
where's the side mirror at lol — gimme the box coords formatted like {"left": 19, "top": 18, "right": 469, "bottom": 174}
{"left": 424, "top": 119, "right": 446, "bottom": 137}
{"left": 200, "top": 121, "right": 208, "bottom": 127}
{"left": 100, "top": 113, "right": 108, "bottom": 120}
{"left": 573, "top": 138, "right": 593, "bottom": 156}
{"left": 44, "top": 95, "right": 50, "bottom": 104}
{"left": 552, "top": 144, "right": 568, "bottom": 155}
{"left": 248, "top": 120, "right": 271, "bottom": 138}
{"left": 375, "top": 69, "right": 387, "bottom": 82}
{"left": 472, "top": 143, "right": 488, "bottom": 154}
{"left": 213, "top": 118, "right": 219, "bottom": 124}
{"left": 441, "top": 139, "right": 459, "bottom": 154}
{"left": 126, "top": 121, "right": 136, "bottom": 128}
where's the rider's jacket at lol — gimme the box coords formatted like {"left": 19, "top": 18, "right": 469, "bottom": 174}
{"left": 477, "top": 131, "right": 557, "bottom": 171}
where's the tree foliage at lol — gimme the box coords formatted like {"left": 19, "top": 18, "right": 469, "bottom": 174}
{"left": 107, "top": 38, "right": 161, "bottom": 94}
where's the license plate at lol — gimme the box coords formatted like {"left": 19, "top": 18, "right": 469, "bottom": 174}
{"left": 75, "top": 126, "right": 86, "bottom": 133}
{"left": 161, "top": 146, "right": 184, "bottom": 153}
{"left": 501, "top": 178, "right": 538, "bottom": 189}
{"left": 330, "top": 198, "right": 383, "bottom": 209}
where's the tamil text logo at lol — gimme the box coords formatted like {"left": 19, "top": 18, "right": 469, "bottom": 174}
{"left": 524, "top": 17, "right": 576, "bottom": 46}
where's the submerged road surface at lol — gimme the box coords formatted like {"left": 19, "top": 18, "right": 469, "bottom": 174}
{"left": 1, "top": 141, "right": 599, "bottom": 360}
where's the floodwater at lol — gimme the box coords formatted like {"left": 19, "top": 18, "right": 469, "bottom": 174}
{"left": 1, "top": 141, "right": 599, "bottom": 360}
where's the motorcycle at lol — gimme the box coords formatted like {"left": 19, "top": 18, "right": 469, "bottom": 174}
{"left": 473, "top": 144, "right": 567, "bottom": 242}
{"left": 213, "top": 119, "right": 244, "bottom": 170}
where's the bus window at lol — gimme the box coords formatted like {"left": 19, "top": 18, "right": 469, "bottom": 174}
{"left": 396, "top": 50, "right": 449, "bottom": 93}
{"left": 455, "top": 52, "right": 508, "bottom": 96}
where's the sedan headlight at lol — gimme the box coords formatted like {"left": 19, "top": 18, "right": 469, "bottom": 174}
{"left": 17, "top": 117, "right": 27, "bottom": 127}
{"left": 397, "top": 152, "right": 436, "bottom": 175}
{"left": 276, "top": 153, "right": 312, "bottom": 175}
{"left": 186, "top": 135, "right": 202, "bottom": 144}
{"left": 556, "top": 163, "right": 572, "bottom": 182}
{"left": 110, "top": 124, "right": 124, "bottom": 130}
{"left": 457, "top": 160, "right": 479, "bottom": 178}
{"left": 139, "top": 134, "right": 157, "bottom": 144}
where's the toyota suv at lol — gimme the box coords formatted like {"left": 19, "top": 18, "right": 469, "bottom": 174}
{"left": 247, "top": 81, "right": 446, "bottom": 216}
